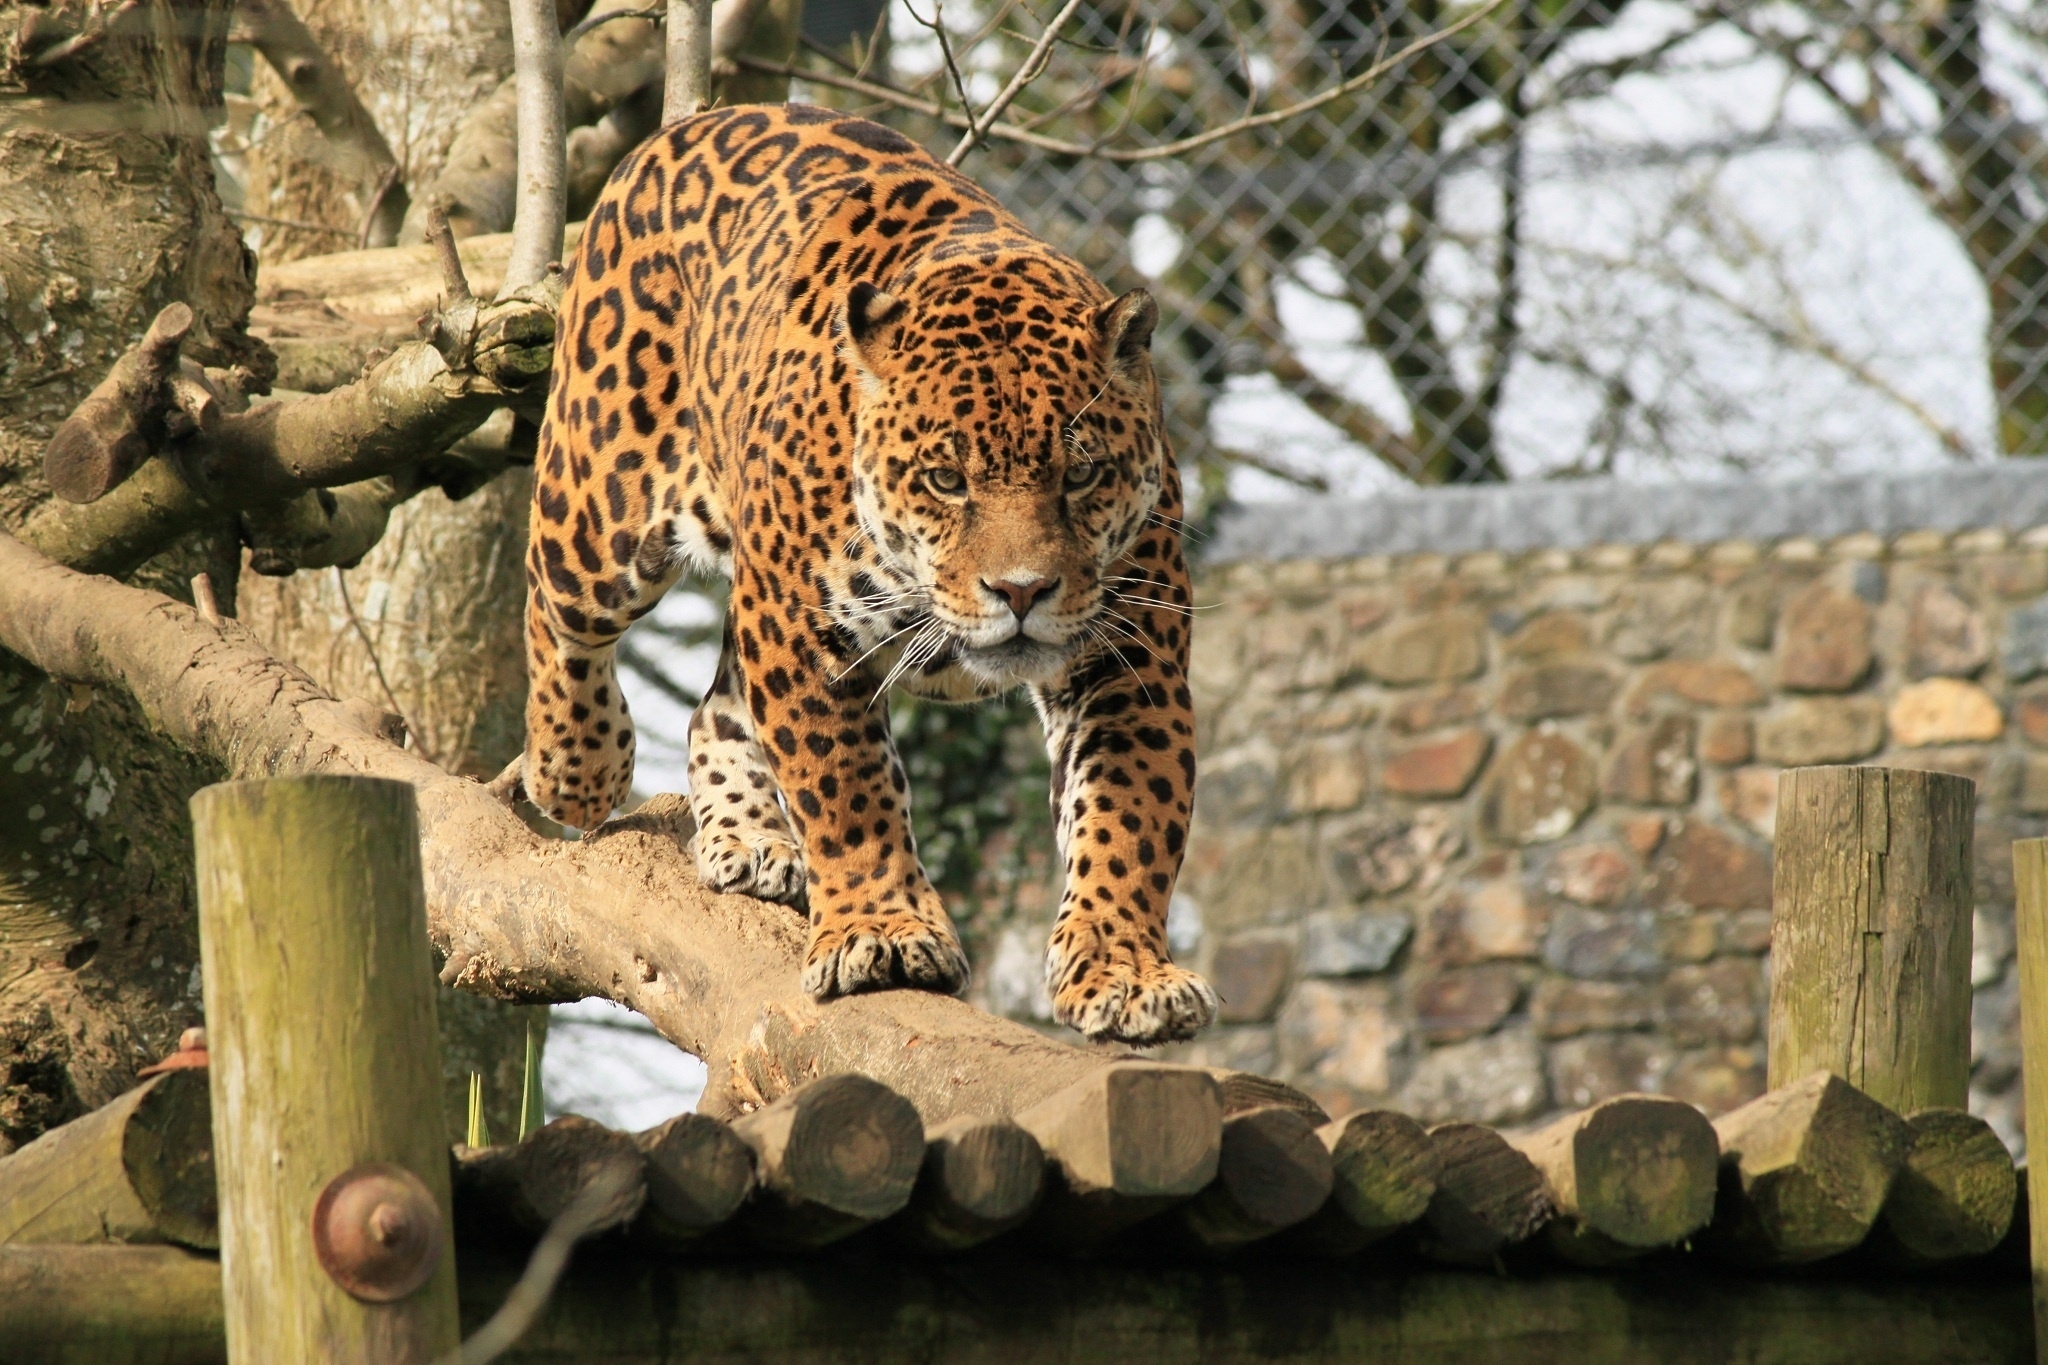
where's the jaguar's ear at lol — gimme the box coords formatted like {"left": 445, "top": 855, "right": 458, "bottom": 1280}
{"left": 843, "top": 281, "right": 904, "bottom": 371}
{"left": 1095, "top": 289, "right": 1157, "bottom": 371}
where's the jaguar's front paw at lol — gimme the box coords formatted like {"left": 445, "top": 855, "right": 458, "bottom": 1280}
{"left": 802, "top": 913, "right": 969, "bottom": 999}
{"left": 1050, "top": 956, "right": 1218, "bottom": 1046}
{"left": 695, "top": 827, "right": 808, "bottom": 905}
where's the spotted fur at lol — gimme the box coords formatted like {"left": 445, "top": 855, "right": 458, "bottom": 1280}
{"left": 520, "top": 105, "right": 1215, "bottom": 1044}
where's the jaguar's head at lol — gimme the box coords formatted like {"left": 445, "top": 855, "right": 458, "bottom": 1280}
{"left": 841, "top": 259, "right": 1165, "bottom": 688}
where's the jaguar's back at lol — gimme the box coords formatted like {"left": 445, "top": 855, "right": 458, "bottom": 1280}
{"left": 522, "top": 106, "right": 1218, "bottom": 1047}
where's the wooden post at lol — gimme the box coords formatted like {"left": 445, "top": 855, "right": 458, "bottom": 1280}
{"left": 193, "top": 776, "right": 458, "bottom": 1364}
{"left": 2009, "top": 838, "right": 2048, "bottom": 1363}
{"left": 1770, "top": 765, "right": 1975, "bottom": 1112}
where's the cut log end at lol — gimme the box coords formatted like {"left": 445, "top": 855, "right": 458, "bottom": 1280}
{"left": 1514, "top": 1095, "right": 1719, "bottom": 1260}
{"left": 1872, "top": 1107, "right": 2016, "bottom": 1263}
{"left": 1017, "top": 1063, "right": 1222, "bottom": 1248}
{"left": 1285, "top": 1109, "right": 1439, "bottom": 1256}
{"left": 732, "top": 1073, "right": 925, "bottom": 1250}
{"left": 894, "top": 1115, "right": 1044, "bottom": 1251}
{"left": 633, "top": 1112, "right": 754, "bottom": 1240}
{"left": 1177, "top": 1104, "right": 1334, "bottom": 1251}
{"left": 1417, "top": 1122, "right": 1552, "bottom": 1266}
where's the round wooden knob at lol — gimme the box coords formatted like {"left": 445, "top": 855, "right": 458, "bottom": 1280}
{"left": 311, "top": 1162, "right": 444, "bottom": 1303}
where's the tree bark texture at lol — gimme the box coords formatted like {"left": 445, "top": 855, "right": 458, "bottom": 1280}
{"left": 0, "top": 0, "right": 268, "bottom": 1153}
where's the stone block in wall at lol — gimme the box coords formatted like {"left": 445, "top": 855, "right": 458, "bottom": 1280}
{"left": 1699, "top": 712, "right": 1754, "bottom": 766}
{"left": 1505, "top": 611, "right": 1592, "bottom": 661}
{"left": 1299, "top": 909, "right": 1411, "bottom": 977}
{"left": 1500, "top": 662, "right": 1620, "bottom": 721}
{"left": 1381, "top": 728, "right": 1490, "bottom": 798}
{"left": 1543, "top": 842, "right": 1635, "bottom": 907}
{"left": 1607, "top": 578, "right": 1714, "bottom": 661}
{"left": 2014, "top": 683, "right": 2048, "bottom": 746}
{"left": 1387, "top": 687, "right": 1484, "bottom": 735}
{"left": 1904, "top": 582, "right": 1990, "bottom": 679}
{"left": 1400, "top": 1028, "right": 1547, "bottom": 1126}
{"left": 1164, "top": 1025, "right": 1279, "bottom": 1078}
{"left": 1725, "top": 576, "right": 1782, "bottom": 650}
{"left": 1479, "top": 727, "right": 1596, "bottom": 845}
{"left": 1887, "top": 678, "right": 2003, "bottom": 747}
{"left": 1413, "top": 965, "right": 1520, "bottom": 1043}
{"left": 1973, "top": 907, "right": 2014, "bottom": 989}
{"left": 1971, "top": 972, "right": 2022, "bottom": 1091}
{"left": 1658, "top": 912, "right": 1718, "bottom": 964}
{"left": 1658, "top": 959, "right": 1761, "bottom": 1046}
{"left": 1650, "top": 820, "right": 1772, "bottom": 911}
{"left": 1277, "top": 979, "right": 1406, "bottom": 1101}
{"left": 1974, "top": 551, "right": 2048, "bottom": 600}
{"left": 1195, "top": 742, "right": 1283, "bottom": 824}
{"left": 1351, "top": 610, "right": 1486, "bottom": 686}
{"left": 1602, "top": 715, "right": 1698, "bottom": 806}
{"left": 1624, "top": 660, "right": 1764, "bottom": 715}
{"left": 1776, "top": 581, "right": 1874, "bottom": 692}
{"left": 2001, "top": 596, "right": 2048, "bottom": 682}
{"left": 1532, "top": 978, "right": 1657, "bottom": 1038}
{"left": 1717, "top": 767, "right": 1780, "bottom": 838}
{"left": 1419, "top": 875, "right": 1542, "bottom": 964}
{"left": 1286, "top": 734, "right": 1370, "bottom": 814}
{"left": 1720, "top": 908, "right": 1773, "bottom": 954}
{"left": 1208, "top": 932, "right": 1295, "bottom": 1024}
{"left": 1323, "top": 810, "right": 1461, "bottom": 899}
{"left": 1177, "top": 820, "right": 1323, "bottom": 935}
{"left": 1663, "top": 1046, "right": 1765, "bottom": 1116}
{"left": 1543, "top": 907, "right": 1663, "bottom": 979}
{"left": 1754, "top": 697, "right": 1885, "bottom": 765}
{"left": 1547, "top": 1033, "right": 1675, "bottom": 1109}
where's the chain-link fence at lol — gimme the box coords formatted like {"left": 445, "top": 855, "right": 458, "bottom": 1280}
{"left": 772, "top": 1, "right": 2048, "bottom": 500}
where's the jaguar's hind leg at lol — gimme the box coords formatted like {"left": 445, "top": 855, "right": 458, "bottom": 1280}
{"left": 687, "top": 626, "right": 807, "bottom": 904}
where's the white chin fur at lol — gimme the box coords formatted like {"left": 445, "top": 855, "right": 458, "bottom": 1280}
{"left": 957, "top": 637, "right": 1075, "bottom": 687}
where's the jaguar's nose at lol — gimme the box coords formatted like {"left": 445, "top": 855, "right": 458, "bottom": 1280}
{"left": 984, "top": 575, "right": 1058, "bottom": 621}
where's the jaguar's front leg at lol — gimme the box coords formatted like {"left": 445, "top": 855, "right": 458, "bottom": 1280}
{"left": 727, "top": 566, "right": 968, "bottom": 999}
{"left": 687, "top": 621, "right": 807, "bottom": 905}
{"left": 1036, "top": 559, "right": 1216, "bottom": 1045}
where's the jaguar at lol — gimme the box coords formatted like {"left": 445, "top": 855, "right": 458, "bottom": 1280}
{"left": 516, "top": 103, "right": 1215, "bottom": 1044}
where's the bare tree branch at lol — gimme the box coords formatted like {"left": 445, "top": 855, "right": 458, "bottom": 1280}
{"left": 504, "top": 0, "right": 569, "bottom": 296}
{"left": 946, "top": 0, "right": 1086, "bottom": 166}
{"left": 665, "top": 0, "right": 714, "bottom": 121}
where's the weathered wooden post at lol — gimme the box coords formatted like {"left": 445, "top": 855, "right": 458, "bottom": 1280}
{"left": 193, "top": 776, "right": 459, "bottom": 1363}
{"left": 1769, "top": 765, "right": 1975, "bottom": 1111}
{"left": 2009, "top": 838, "right": 2048, "bottom": 1363}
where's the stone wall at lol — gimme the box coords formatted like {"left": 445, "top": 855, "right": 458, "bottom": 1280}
{"left": 963, "top": 465, "right": 2048, "bottom": 1150}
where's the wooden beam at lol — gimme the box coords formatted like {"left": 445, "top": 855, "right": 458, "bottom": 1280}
{"left": 892, "top": 1116, "right": 1044, "bottom": 1252}
{"left": 1705, "top": 1070, "right": 1907, "bottom": 1265}
{"left": 1869, "top": 1107, "right": 2016, "bottom": 1264}
{"left": 1015, "top": 1063, "right": 1222, "bottom": 1249}
{"left": 0, "top": 1069, "right": 214, "bottom": 1249}
{"left": 729, "top": 1073, "right": 925, "bottom": 1250}
{"left": 1770, "top": 766, "right": 1975, "bottom": 1112}
{"left": 1509, "top": 1095, "right": 1718, "bottom": 1265}
{"left": 2009, "top": 836, "right": 2048, "bottom": 1362}
{"left": 193, "top": 776, "right": 460, "bottom": 1363}
{"left": 1284, "top": 1109, "right": 1439, "bottom": 1255}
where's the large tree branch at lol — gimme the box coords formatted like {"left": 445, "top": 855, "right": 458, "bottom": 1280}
{"left": 0, "top": 529, "right": 1120, "bottom": 1125}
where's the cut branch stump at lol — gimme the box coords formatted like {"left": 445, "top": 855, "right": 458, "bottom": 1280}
{"left": 0, "top": 1069, "right": 215, "bottom": 1250}
{"left": 891, "top": 1115, "right": 1044, "bottom": 1252}
{"left": 1770, "top": 766, "right": 1975, "bottom": 1113}
{"left": 42, "top": 302, "right": 191, "bottom": 505}
{"left": 1509, "top": 1094, "right": 1718, "bottom": 1265}
{"left": 193, "top": 776, "right": 459, "bottom": 1363}
{"left": 1705, "top": 1070, "right": 1908, "bottom": 1266}
{"left": 1283, "top": 1109, "right": 1439, "bottom": 1255}
{"left": 729, "top": 1073, "right": 925, "bottom": 1250}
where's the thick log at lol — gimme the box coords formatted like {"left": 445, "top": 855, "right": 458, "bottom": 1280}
{"left": 1283, "top": 1109, "right": 1439, "bottom": 1255}
{"left": 454, "top": 1115, "right": 648, "bottom": 1239}
{"left": 891, "top": 1115, "right": 1044, "bottom": 1252}
{"left": 1170, "top": 1104, "right": 1333, "bottom": 1251}
{"left": 730, "top": 1074, "right": 925, "bottom": 1251}
{"left": 1705, "top": 1070, "right": 1908, "bottom": 1266}
{"left": 1017, "top": 1063, "right": 1222, "bottom": 1249}
{"left": 0, "top": 530, "right": 1159, "bottom": 1132}
{"left": 631, "top": 1113, "right": 754, "bottom": 1246}
{"left": 1414, "top": 1122, "right": 1552, "bottom": 1266}
{"left": 1771, "top": 766, "right": 1975, "bottom": 1113}
{"left": 42, "top": 302, "right": 192, "bottom": 505}
{"left": 0, "top": 1069, "right": 215, "bottom": 1250}
{"left": 1509, "top": 1094, "right": 1719, "bottom": 1265}
{"left": 0, "top": 1245, "right": 226, "bottom": 1365}
{"left": 1866, "top": 1108, "right": 2017, "bottom": 1264}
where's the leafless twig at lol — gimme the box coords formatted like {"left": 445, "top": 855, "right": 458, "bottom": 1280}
{"left": 334, "top": 566, "right": 434, "bottom": 764}
{"left": 947, "top": 0, "right": 1087, "bottom": 165}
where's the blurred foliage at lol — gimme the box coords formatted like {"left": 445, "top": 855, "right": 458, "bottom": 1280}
{"left": 889, "top": 691, "right": 1051, "bottom": 906}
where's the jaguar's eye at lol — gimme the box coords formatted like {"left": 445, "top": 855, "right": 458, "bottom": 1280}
{"left": 1064, "top": 459, "right": 1099, "bottom": 490}
{"left": 923, "top": 466, "right": 966, "bottom": 495}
